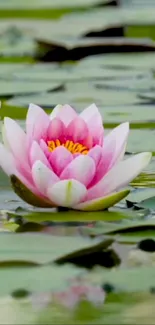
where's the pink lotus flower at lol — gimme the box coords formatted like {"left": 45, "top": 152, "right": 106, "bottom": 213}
{"left": 0, "top": 103, "right": 152, "bottom": 211}
{"left": 31, "top": 283, "right": 105, "bottom": 310}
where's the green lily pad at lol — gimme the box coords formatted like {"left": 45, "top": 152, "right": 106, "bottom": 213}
{"left": 0, "top": 0, "right": 111, "bottom": 9}
{"left": 0, "top": 26, "right": 36, "bottom": 57}
{"left": 81, "top": 52, "right": 155, "bottom": 70}
{"left": 0, "top": 263, "right": 81, "bottom": 296}
{"left": 0, "top": 232, "right": 113, "bottom": 265}
{"left": 114, "top": 233, "right": 155, "bottom": 244}
{"left": 126, "top": 188, "right": 155, "bottom": 204}
{"left": 136, "top": 196, "right": 155, "bottom": 210}
{"left": 0, "top": 63, "right": 28, "bottom": 76}
{"left": 138, "top": 91, "right": 155, "bottom": 102}
{"left": 98, "top": 105, "right": 155, "bottom": 126}
{"left": 95, "top": 78, "right": 155, "bottom": 92}
{"left": 6, "top": 87, "right": 144, "bottom": 109}
{"left": 5, "top": 205, "right": 141, "bottom": 223}
{"left": 88, "top": 219, "right": 155, "bottom": 238}
{"left": 87, "top": 266, "right": 155, "bottom": 292}
{"left": 12, "top": 65, "right": 152, "bottom": 81}
{"left": 0, "top": 79, "right": 61, "bottom": 97}
{"left": 37, "top": 36, "right": 155, "bottom": 62}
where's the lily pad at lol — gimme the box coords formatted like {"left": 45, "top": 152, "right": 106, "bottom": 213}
{"left": 0, "top": 26, "right": 36, "bottom": 57}
{"left": 0, "top": 79, "right": 61, "bottom": 97}
{"left": 0, "top": 233, "right": 113, "bottom": 264}
{"left": 87, "top": 266, "right": 155, "bottom": 292}
{"left": 0, "top": 0, "right": 113, "bottom": 9}
{"left": 88, "top": 219, "right": 155, "bottom": 238}
{"left": 126, "top": 188, "right": 155, "bottom": 204}
{"left": 95, "top": 77, "right": 155, "bottom": 92}
{"left": 6, "top": 205, "right": 142, "bottom": 223}
{"left": 36, "top": 37, "right": 155, "bottom": 62}
{"left": 80, "top": 52, "right": 155, "bottom": 70}
{"left": 13, "top": 65, "right": 152, "bottom": 81}
{"left": 136, "top": 196, "right": 155, "bottom": 210}
{"left": 97, "top": 104, "right": 155, "bottom": 125}
{"left": 0, "top": 63, "right": 28, "bottom": 76}
{"left": 138, "top": 91, "right": 155, "bottom": 102}
{"left": 0, "top": 263, "right": 81, "bottom": 296}
{"left": 6, "top": 87, "right": 144, "bottom": 109}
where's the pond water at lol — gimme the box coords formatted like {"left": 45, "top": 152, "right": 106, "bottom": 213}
{"left": 1, "top": 0, "right": 155, "bottom": 324}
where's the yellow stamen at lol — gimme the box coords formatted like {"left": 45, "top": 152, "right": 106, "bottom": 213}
{"left": 47, "top": 139, "right": 89, "bottom": 154}
{"left": 55, "top": 139, "right": 61, "bottom": 146}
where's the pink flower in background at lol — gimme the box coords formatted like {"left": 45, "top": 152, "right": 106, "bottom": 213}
{"left": 31, "top": 284, "right": 105, "bottom": 310}
{"left": 53, "top": 283, "right": 105, "bottom": 309}
{"left": 0, "top": 103, "right": 152, "bottom": 211}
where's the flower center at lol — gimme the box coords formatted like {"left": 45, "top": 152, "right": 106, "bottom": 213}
{"left": 47, "top": 139, "right": 89, "bottom": 154}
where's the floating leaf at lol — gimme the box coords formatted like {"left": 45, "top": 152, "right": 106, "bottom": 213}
{"left": 136, "top": 196, "right": 155, "bottom": 210}
{"left": 88, "top": 219, "right": 155, "bottom": 243}
{"left": 87, "top": 266, "right": 155, "bottom": 292}
{"left": 138, "top": 91, "right": 155, "bottom": 102}
{"left": 0, "top": 0, "right": 114, "bottom": 9}
{"left": 12, "top": 64, "right": 152, "bottom": 81}
{"left": 6, "top": 205, "right": 141, "bottom": 223}
{"left": 0, "top": 264, "right": 81, "bottom": 296}
{"left": 6, "top": 87, "right": 143, "bottom": 109}
{"left": 0, "top": 233, "right": 114, "bottom": 265}
{"left": 36, "top": 37, "right": 155, "bottom": 62}
{"left": 81, "top": 52, "right": 155, "bottom": 70}
{"left": 95, "top": 78, "right": 155, "bottom": 92}
{"left": 97, "top": 105, "right": 155, "bottom": 126}
{"left": 0, "top": 79, "right": 61, "bottom": 97}
{"left": 126, "top": 188, "right": 155, "bottom": 205}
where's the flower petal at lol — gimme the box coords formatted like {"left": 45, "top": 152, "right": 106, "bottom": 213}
{"left": 49, "top": 104, "right": 63, "bottom": 120}
{"left": 80, "top": 103, "right": 104, "bottom": 146}
{"left": 0, "top": 144, "right": 39, "bottom": 195}
{"left": 26, "top": 103, "right": 50, "bottom": 147}
{"left": 66, "top": 117, "right": 92, "bottom": 147}
{"left": 47, "top": 179, "right": 87, "bottom": 207}
{"left": 74, "top": 189, "right": 130, "bottom": 211}
{"left": 3, "top": 117, "right": 31, "bottom": 180}
{"left": 47, "top": 118, "right": 65, "bottom": 141}
{"left": 29, "top": 141, "right": 51, "bottom": 168}
{"left": 32, "top": 160, "right": 59, "bottom": 196}
{"left": 88, "top": 138, "right": 116, "bottom": 187}
{"left": 39, "top": 139, "right": 50, "bottom": 159}
{"left": 0, "top": 143, "right": 16, "bottom": 175}
{"left": 60, "top": 155, "right": 96, "bottom": 187}
{"left": 49, "top": 146, "right": 73, "bottom": 176}
{"left": 87, "top": 152, "right": 152, "bottom": 201}
{"left": 4, "top": 117, "right": 27, "bottom": 161}
{"left": 88, "top": 145, "right": 102, "bottom": 166}
{"left": 50, "top": 104, "right": 77, "bottom": 126}
{"left": 104, "top": 122, "right": 129, "bottom": 167}
{"left": 1, "top": 122, "right": 10, "bottom": 150}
